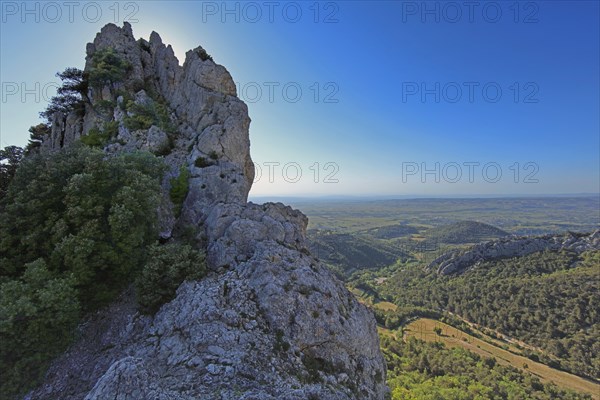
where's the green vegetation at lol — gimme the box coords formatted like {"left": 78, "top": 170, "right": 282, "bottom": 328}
{"left": 0, "top": 146, "right": 24, "bottom": 199}
{"left": 40, "top": 67, "right": 87, "bottom": 122}
{"left": 80, "top": 121, "right": 119, "bottom": 148}
{"left": 298, "top": 198, "right": 600, "bottom": 396}
{"left": 196, "top": 47, "right": 213, "bottom": 62}
{"left": 88, "top": 47, "right": 131, "bottom": 88}
{"left": 136, "top": 243, "right": 206, "bottom": 314}
{"left": 195, "top": 156, "right": 213, "bottom": 168}
{"left": 308, "top": 231, "right": 408, "bottom": 277}
{"left": 0, "top": 144, "right": 208, "bottom": 398}
{"left": 367, "top": 224, "right": 419, "bottom": 239}
{"left": 423, "top": 220, "right": 509, "bottom": 244}
{"left": 301, "top": 353, "right": 339, "bottom": 384}
{"left": 0, "top": 145, "right": 164, "bottom": 398}
{"left": 170, "top": 166, "right": 191, "bottom": 217}
{"left": 0, "top": 45, "right": 197, "bottom": 399}
{"left": 0, "top": 145, "right": 164, "bottom": 307}
{"left": 26, "top": 123, "right": 50, "bottom": 153}
{"left": 273, "top": 329, "right": 291, "bottom": 353}
{"left": 0, "top": 260, "right": 80, "bottom": 399}
{"left": 401, "top": 318, "right": 600, "bottom": 398}
{"left": 378, "top": 250, "right": 600, "bottom": 380}
{"left": 383, "top": 336, "right": 591, "bottom": 400}
{"left": 123, "top": 100, "right": 155, "bottom": 130}
{"left": 123, "top": 98, "right": 176, "bottom": 135}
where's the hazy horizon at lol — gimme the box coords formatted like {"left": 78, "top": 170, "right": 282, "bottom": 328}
{"left": 249, "top": 192, "right": 600, "bottom": 202}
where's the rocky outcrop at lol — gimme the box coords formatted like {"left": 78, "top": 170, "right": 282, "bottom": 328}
{"left": 29, "top": 23, "right": 388, "bottom": 399}
{"left": 428, "top": 230, "right": 600, "bottom": 275}
{"left": 43, "top": 22, "right": 254, "bottom": 234}
{"left": 31, "top": 223, "right": 385, "bottom": 399}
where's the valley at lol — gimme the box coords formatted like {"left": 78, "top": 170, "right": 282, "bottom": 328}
{"left": 295, "top": 196, "right": 600, "bottom": 399}
{"left": 402, "top": 318, "right": 599, "bottom": 399}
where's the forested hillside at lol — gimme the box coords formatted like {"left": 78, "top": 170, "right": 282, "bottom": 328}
{"left": 0, "top": 145, "right": 207, "bottom": 398}
{"left": 383, "top": 337, "right": 592, "bottom": 399}
{"left": 378, "top": 250, "right": 600, "bottom": 380}
{"left": 423, "top": 220, "right": 509, "bottom": 244}
{"left": 308, "top": 230, "right": 408, "bottom": 277}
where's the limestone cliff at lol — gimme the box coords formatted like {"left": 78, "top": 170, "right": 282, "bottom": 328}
{"left": 428, "top": 230, "right": 600, "bottom": 275}
{"left": 29, "top": 23, "right": 388, "bottom": 399}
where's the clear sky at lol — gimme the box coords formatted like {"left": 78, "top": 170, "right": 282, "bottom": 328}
{"left": 1, "top": 1, "right": 598, "bottom": 198}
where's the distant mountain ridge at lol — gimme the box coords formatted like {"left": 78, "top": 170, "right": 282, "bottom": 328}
{"left": 365, "top": 224, "right": 419, "bottom": 239}
{"left": 424, "top": 220, "right": 509, "bottom": 244}
{"left": 428, "top": 230, "right": 600, "bottom": 275}
{"left": 308, "top": 231, "right": 408, "bottom": 276}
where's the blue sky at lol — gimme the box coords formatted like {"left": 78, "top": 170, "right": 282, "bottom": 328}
{"left": 1, "top": 1, "right": 598, "bottom": 197}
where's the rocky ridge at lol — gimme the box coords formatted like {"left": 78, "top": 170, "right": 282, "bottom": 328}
{"left": 29, "top": 23, "right": 387, "bottom": 399}
{"left": 428, "top": 230, "right": 600, "bottom": 275}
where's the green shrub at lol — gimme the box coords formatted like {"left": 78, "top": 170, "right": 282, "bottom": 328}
{"left": 124, "top": 113, "right": 154, "bottom": 131}
{"left": 123, "top": 100, "right": 155, "bottom": 131}
{"left": 123, "top": 99, "right": 176, "bottom": 135}
{"left": 116, "top": 90, "right": 134, "bottom": 111}
{"left": 132, "top": 78, "right": 146, "bottom": 92}
{"left": 301, "top": 354, "right": 337, "bottom": 383}
{"left": 155, "top": 102, "right": 177, "bottom": 134}
{"left": 0, "top": 259, "right": 80, "bottom": 399}
{"left": 80, "top": 126, "right": 109, "bottom": 147}
{"left": 104, "top": 120, "right": 119, "bottom": 137}
{"left": 88, "top": 47, "right": 131, "bottom": 88}
{"left": 138, "top": 40, "right": 151, "bottom": 53}
{"left": 196, "top": 47, "right": 213, "bottom": 62}
{"left": 170, "top": 166, "right": 190, "bottom": 217}
{"left": 0, "top": 145, "right": 164, "bottom": 306}
{"left": 135, "top": 243, "right": 206, "bottom": 314}
{"left": 95, "top": 99, "right": 116, "bottom": 117}
{"left": 80, "top": 120, "right": 120, "bottom": 148}
{"left": 0, "top": 146, "right": 166, "bottom": 397}
{"left": 195, "top": 156, "right": 211, "bottom": 168}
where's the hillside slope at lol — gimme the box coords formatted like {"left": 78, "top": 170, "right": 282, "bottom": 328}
{"left": 380, "top": 234, "right": 600, "bottom": 380}
{"left": 424, "top": 220, "right": 509, "bottom": 244}
{"left": 308, "top": 231, "right": 407, "bottom": 276}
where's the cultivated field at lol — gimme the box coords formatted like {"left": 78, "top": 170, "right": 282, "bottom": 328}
{"left": 404, "top": 318, "right": 600, "bottom": 399}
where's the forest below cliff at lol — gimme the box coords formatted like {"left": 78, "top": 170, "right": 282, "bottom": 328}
{"left": 375, "top": 250, "right": 599, "bottom": 380}
{"left": 298, "top": 198, "right": 599, "bottom": 399}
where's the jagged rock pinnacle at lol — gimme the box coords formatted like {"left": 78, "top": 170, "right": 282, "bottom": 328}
{"left": 31, "top": 23, "right": 388, "bottom": 400}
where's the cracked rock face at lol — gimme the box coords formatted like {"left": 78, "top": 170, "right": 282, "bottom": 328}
{"left": 428, "top": 230, "right": 600, "bottom": 275}
{"left": 30, "top": 23, "right": 388, "bottom": 399}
